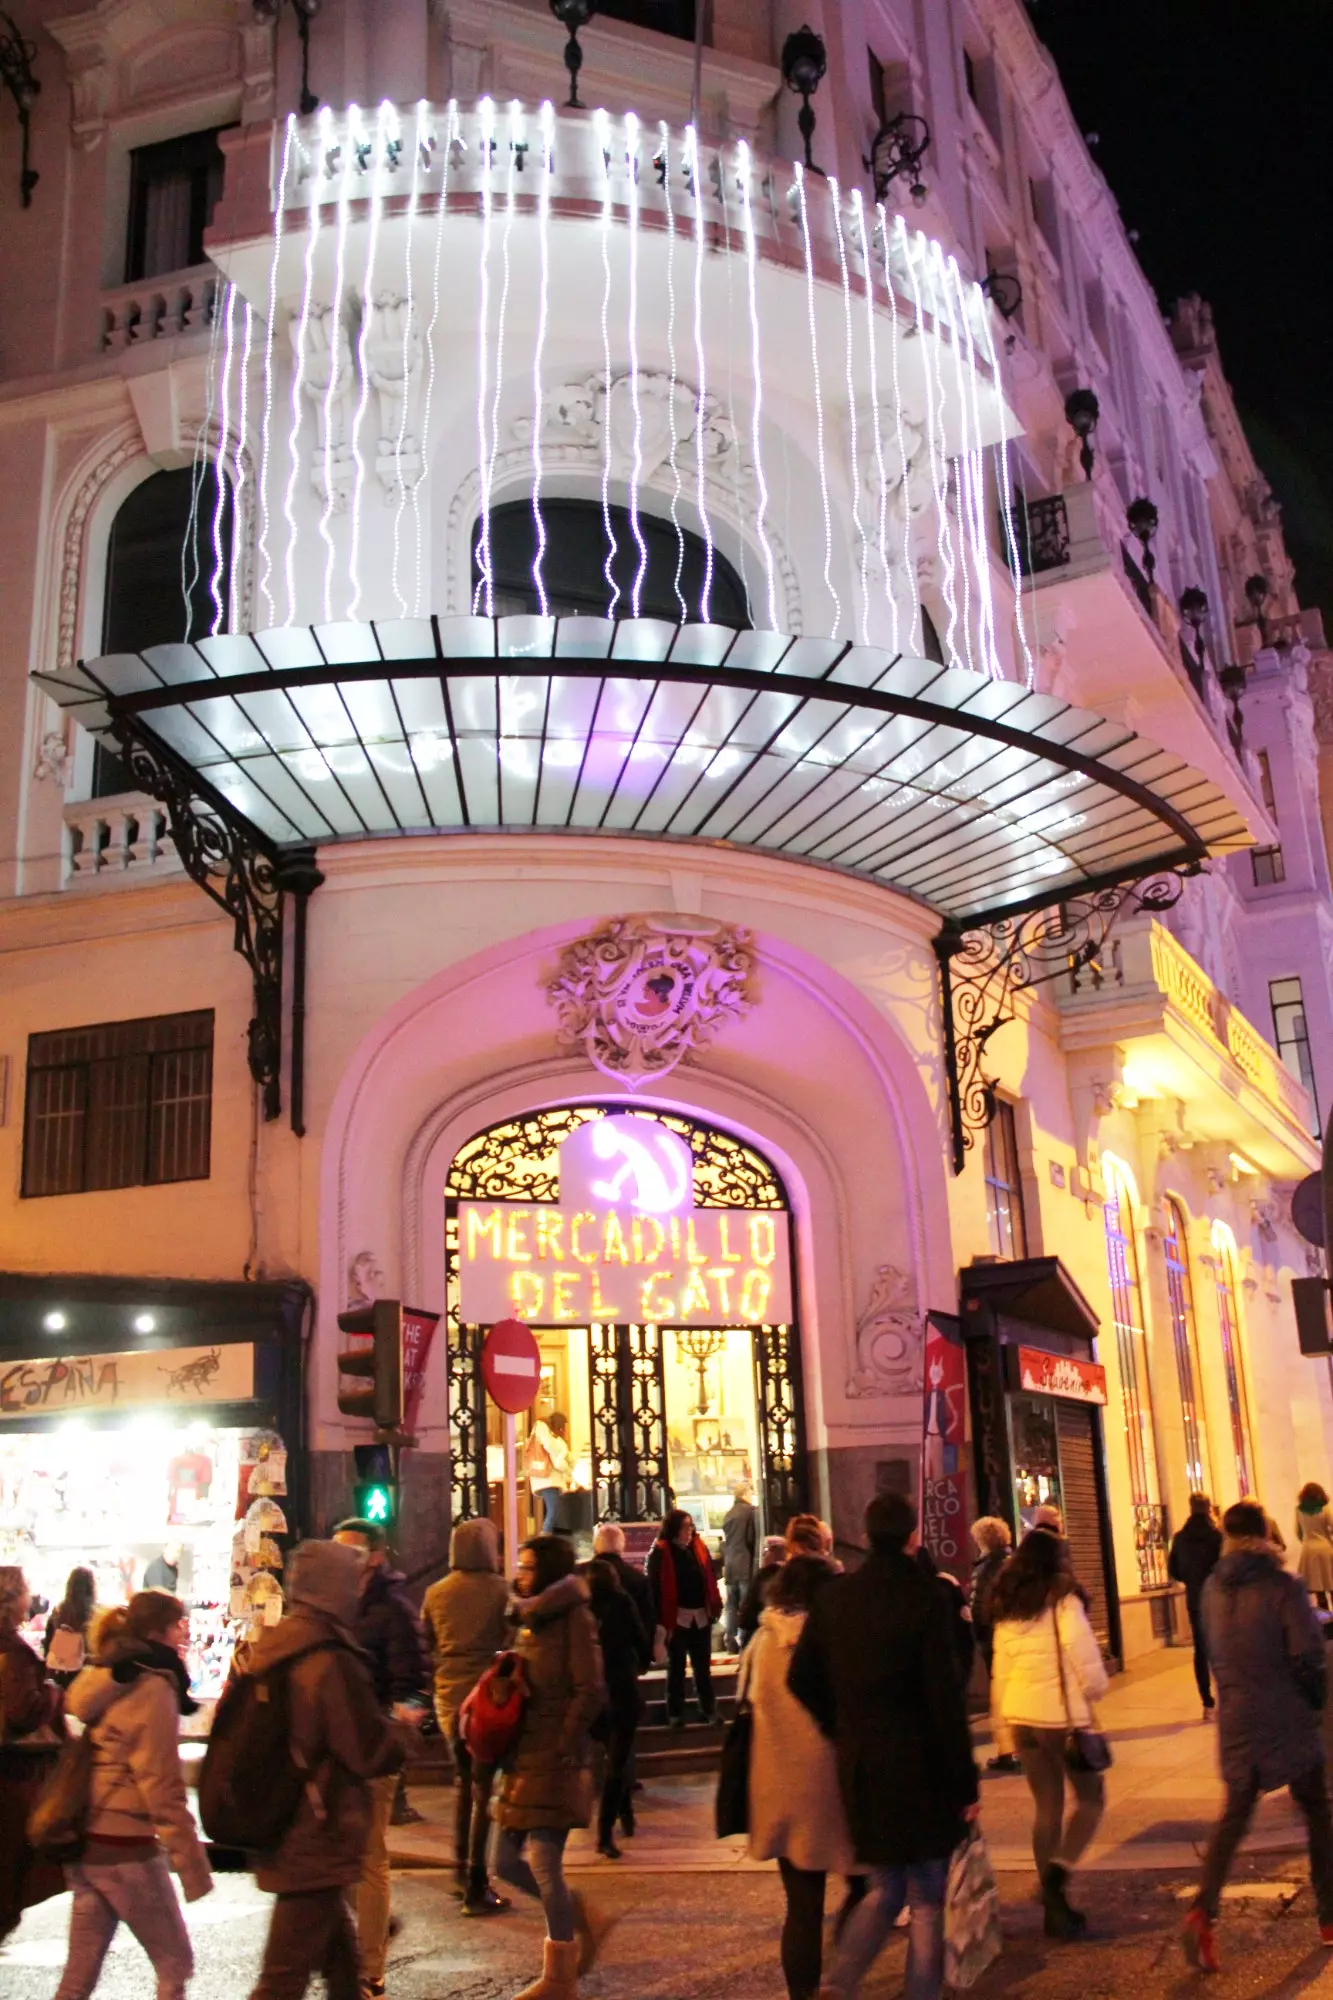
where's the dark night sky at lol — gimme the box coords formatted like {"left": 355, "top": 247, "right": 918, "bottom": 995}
{"left": 1029, "top": 0, "right": 1333, "bottom": 629}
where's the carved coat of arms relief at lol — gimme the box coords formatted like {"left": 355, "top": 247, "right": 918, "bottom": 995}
{"left": 546, "top": 915, "right": 756, "bottom": 1086}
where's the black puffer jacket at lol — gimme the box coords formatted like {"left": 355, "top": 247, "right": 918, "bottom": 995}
{"left": 1168, "top": 1513, "right": 1223, "bottom": 1608}
{"left": 1202, "top": 1543, "right": 1325, "bottom": 1791}
{"left": 354, "top": 1563, "right": 429, "bottom": 1711}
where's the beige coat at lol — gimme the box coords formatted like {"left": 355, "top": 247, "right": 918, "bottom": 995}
{"left": 495, "top": 1574, "right": 604, "bottom": 1833}
{"left": 1296, "top": 1509, "right": 1333, "bottom": 1596}
{"left": 744, "top": 1605, "right": 856, "bottom": 1875}
{"left": 422, "top": 1518, "right": 510, "bottom": 1739}
{"left": 992, "top": 1593, "right": 1108, "bottom": 1731}
{"left": 66, "top": 1663, "right": 211, "bottom": 1899}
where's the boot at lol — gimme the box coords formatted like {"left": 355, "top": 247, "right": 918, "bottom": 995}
{"left": 461, "top": 1881, "right": 512, "bottom": 1916}
{"left": 1041, "top": 1862, "right": 1088, "bottom": 1939}
{"left": 511, "top": 1937, "right": 581, "bottom": 2000}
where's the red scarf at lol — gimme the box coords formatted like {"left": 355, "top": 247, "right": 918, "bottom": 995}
{"left": 654, "top": 1532, "right": 722, "bottom": 1633}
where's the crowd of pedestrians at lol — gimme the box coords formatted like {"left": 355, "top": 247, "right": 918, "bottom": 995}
{"left": 6, "top": 1474, "right": 1333, "bottom": 1997}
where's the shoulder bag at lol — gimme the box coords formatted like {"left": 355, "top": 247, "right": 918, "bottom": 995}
{"left": 1053, "top": 1599, "right": 1111, "bottom": 1774}
{"left": 28, "top": 1724, "right": 96, "bottom": 1863}
{"left": 714, "top": 1646, "right": 752, "bottom": 1839}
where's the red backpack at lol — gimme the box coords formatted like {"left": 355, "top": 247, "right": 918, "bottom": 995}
{"left": 458, "top": 1652, "right": 529, "bottom": 1765}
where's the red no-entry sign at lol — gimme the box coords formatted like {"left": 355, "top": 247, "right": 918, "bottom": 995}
{"left": 481, "top": 1318, "right": 542, "bottom": 1414}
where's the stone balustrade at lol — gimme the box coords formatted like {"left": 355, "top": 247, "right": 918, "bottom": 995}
{"left": 64, "top": 793, "right": 179, "bottom": 882}
{"left": 100, "top": 268, "right": 218, "bottom": 351}
{"left": 1142, "top": 919, "right": 1311, "bottom": 1129}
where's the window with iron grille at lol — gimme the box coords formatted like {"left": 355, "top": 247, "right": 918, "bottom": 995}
{"left": 983, "top": 1100, "right": 1027, "bottom": 1260}
{"left": 1162, "top": 1198, "right": 1209, "bottom": 1492}
{"left": 22, "top": 1012, "right": 214, "bottom": 1197}
{"left": 125, "top": 128, "right": 229, "bottom": 284}
{"left": 1250, "top": 844, "right": 1285, "bottom": 887}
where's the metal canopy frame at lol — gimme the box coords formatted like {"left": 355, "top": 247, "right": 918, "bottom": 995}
{"left": 39, "top": 618, "right": 1248, "bottom": 1146}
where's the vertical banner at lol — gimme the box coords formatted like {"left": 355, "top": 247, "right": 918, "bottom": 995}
{"left": 921, "top": 1313, "right": 968, "bottom": 1574}
{"left": 401, "top": 1307, "right": 441, "bottom": 1437}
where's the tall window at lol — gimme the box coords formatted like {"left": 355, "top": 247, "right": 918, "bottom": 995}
{"left": 1270, "top": 976, "right": 1318, "bottom": 1122}
{"left": 22, "top": 1012, "right": 214, "bottom": 1197}
{"left": 1102, "top": 1161, "right": 1164, "bottom": 1584}
{"left": 1256, "top": 748, "right": 1277, "bottom": 817}
{"left": 125, "top": 128, "right": 228, "bottom": 283}
{"left": 597, "top": 0, "right": 695, "bottom": 36}
{"left": 1212, "top": 1226, "right": 1255, "bottom": 1497}
{"left": 1251, "top": 844, "right": 1285, "bottom": 887}
{"left": 983, "top": 1101, "right": 1027, "bottom": 1260}
{"left": 475, "top": 499, "right": 749, "bottom": 626}
{"left": 1162, "top": 1199, "right": 1208, "bottom": 1491}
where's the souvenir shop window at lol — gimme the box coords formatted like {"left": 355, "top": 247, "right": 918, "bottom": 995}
{"left": 22, "top": 1010, "right": 214, "bottom": 1197}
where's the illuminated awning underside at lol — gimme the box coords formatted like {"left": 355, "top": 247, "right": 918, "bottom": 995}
{"left": 38, "top": 616, "right": 1249, "bottom": 927}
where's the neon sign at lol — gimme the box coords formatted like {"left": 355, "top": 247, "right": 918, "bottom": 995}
{"left": 456, "top": 1117, "right": 791, "bottom": 1327}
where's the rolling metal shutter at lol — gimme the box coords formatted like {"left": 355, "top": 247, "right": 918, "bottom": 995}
{"left": 1056, "top": 1401, "right": 1111, "bottom": 1650}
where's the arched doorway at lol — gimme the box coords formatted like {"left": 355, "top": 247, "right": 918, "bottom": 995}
{"left": 443, "top": 1104, "right": 806, "bottom": 1549}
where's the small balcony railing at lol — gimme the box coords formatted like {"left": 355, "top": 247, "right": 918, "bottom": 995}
{"left": 100, "top": 268, "right": 219, "bottom": 351}
{"left": 64, "top": 794, "right": 179, "bottom": 882}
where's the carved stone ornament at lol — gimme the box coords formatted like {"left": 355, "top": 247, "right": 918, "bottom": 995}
{"left": 846, "top": 1263, "right": 925, "bottom": 1399}
{"left": 347, "top": 1249, "right": 385, "bottom": 1309}
{"left": 546, "top": 915, "right": 756, "bottom": 1088}
{"left": 33, "top": 727, "right": 72, "bottom": 786}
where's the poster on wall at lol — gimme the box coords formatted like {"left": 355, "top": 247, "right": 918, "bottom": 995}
{"left": 402, "top": 1308, "right": 441, "bottom": 1435}
{"left": 0, "top": 1343, "right": 254, "bottom": 1420}
{"left": 920, "top": 1313, "right": 968, "bottom": 1575}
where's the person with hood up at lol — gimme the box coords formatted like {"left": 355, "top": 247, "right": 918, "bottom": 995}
{"left": 53, "top": 1590, "right": 211, "bottom": 2000}
{"left": 492, "top": 1535, "right": 607, "bottom": 2000}
{"left": 646, "top": 1509, "right": 722, "bottom": 1727}
{"left": 421, "top": 1517, "right": 510, "bottom": 1913}
{"left": 584, "top": 1558, "right": 650, "bottom": 1858}
{"left": 990, "top": 1527, "right": 1108, "bottom": 1939}
{"left": 331, "top": 1518, "right": 430, "bottom": 1998}
{"left": 1168, "top": 1494, "right": 1223, "bottom": 1718}
{"left": 1295, "top": 1483, "right": 1333, "bottom": 1611}
{"left": 743, "top": 1555, "right": 858, "bottom": 2000}
{"left": 244, "top": 1539, "right": 406, "bottom": 2000}
{"left": 1, "top": 1566, "right": 65, "bottom": 1943}
{"left": 1182, "top": 1499, "right": 1333, "bottom": 1973}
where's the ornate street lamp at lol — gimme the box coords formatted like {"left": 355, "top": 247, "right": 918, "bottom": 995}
{"left": 863, "top": 110, "right": 930, "bottom": 205}
{"left": 1064, "top": 388, "right": 1099, "bottom": 481}
{"left": 781, "top": 24, "right": 827, "bottom": 174}
{"left": 1179, "top": 586, "right": 1208, "bottom": 669}
{"left": 1244, "top": 571, "right": 1271, "bottom": 647}
{"left": 0, "top": 10, "right": 40, "bottom": 207}
{"left": 1127, "top": 496, "right": 1160, "bottom": 586}
{"left": 549, "top": 0, "right": 596, "bottom": 110}
{"left": 979, "top": 262, "right": 1023, "bottom": 323}
{"left": 253, "top": 0, "right": 321, "bottom": 118}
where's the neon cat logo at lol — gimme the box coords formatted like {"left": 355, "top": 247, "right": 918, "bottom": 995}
{"left": 575, "top": 1117, "right": 692, "bottom": 1215}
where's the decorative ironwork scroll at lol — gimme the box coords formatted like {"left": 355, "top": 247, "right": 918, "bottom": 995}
{"left": 110, "top": 717, "right": 286, "bottom": 1119}
{"left": 935, "top": 869, "right": 1196, "bottom": 1175}
{"left": 753, "top": 1322, "right": 806, "bottom": 1531}
{"left": 444, "top": 1203, "right": 489, "bottom": 1525}
{"left": 445, "top": 1103, "right": 784, "bottom": 1209}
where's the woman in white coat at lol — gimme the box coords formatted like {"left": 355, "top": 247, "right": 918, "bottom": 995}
{"left": 991, "top": 1529, "right": 1108, "bottom": 1941}
{"left": 743, "top": 1555, "right": 856, "bottom": 2000}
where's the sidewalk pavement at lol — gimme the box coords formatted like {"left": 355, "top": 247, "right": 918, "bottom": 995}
{"left": 390, "top": 1647, "right": 1313, "bottom": 1878}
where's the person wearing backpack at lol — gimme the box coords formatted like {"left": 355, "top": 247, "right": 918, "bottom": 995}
{"left": 238, "top": 1539, "right": 406, "bottom": 2000}
{"left": 44, "top": 1569, "right": 97, "bottom": 1691}
{"left": 421, "top": 1517, "right": 511, "bottom": 1913}
{"left": 53, "top": 1590, "right": 212, "bottom": 2000}
{"left": 492, "top": 1535, "right": 607, "bottom": 2000}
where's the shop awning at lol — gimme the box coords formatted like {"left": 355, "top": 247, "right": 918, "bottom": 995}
{"left": 36, "top": 615, "right": 1250, "bottom": 931}
{"left": 960, "top": 1257, "right": 1102, "bottom": 1343}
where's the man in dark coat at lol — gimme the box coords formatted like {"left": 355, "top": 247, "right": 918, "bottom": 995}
{"left": 788, "top": 1491, "right": 978, "bottom": 2000}
{"left": 1168, "top": 1492, "right": 1223, "bottom": 1718}
{"left": 720, "top": 1484, "right": 757, "bottom": 1652}
{"left": 592, "top": 1523, "right": 655, "bottom": 1641}
{"left": 1182, "top": 1500, "right": 1333, "bottom": 1973}
{"left": 332, "top": 1518, "right": 429, "bottom": 2000}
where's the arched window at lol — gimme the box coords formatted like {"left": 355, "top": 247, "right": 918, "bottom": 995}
{"left": 94, "top": 465, "right": 231, "bottom": 795}
{"left": 1211, "top": 1224, "right": 1255, "bottom": 1497}
{"left": 1162, "top": 1199, "right": 1209, "bottom": 1492}
{"left": 1102, "top": 1159, "right": 1165, "bottom": 1586}
{"left": 473, "top": 498, "right": 751, "bottom": 626}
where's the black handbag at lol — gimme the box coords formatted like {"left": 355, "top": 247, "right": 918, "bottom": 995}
{"left": 1053, "top": 1600, "right": 1112, "bottom": 1775}
{"left": 714, "top": 1703, "right": 752, "bottom": 1838}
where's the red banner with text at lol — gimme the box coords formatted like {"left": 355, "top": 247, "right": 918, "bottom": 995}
{"left": 402, "top": 1308, "right": 441, "bottom": 1438}
{"left": 921, "top": 1314, "right": 969, "bottom": 1576}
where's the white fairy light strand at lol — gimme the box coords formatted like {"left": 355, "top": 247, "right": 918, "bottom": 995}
{"left": 284, "top": 120, "right": 324, "bottom": 626}
{"left": 880, "top": 206, "right": 920, "bottom": 654}
{"left": 472, "top": 97, "right": 496, "bottom": 616}
{"left": 829, "top": 178, "right": 867, "bottom": 645}
{"left": 933, "top": 241, "right": 975, "bottom": 674}
{"left": 389, "top": 104, "right": 423, "bottom": 620}
{"left": 348, "top": 102, "right": 390, "bottom": 621}
{"left": 659, "top": 123, "right": 688, "bottom": 622}
{"left": 716, "top": 144, "right": 752, "bottom": 623}
{"left": 686, "top": 124, "right": 713, "bottom": 621}
{"left": 853, "top": 191, "right": 897, "bottom": 655}
{"left": 210, "top": 281, "right": 237, "bottom": 635}
{"left": 183, "top": 275, "right": 225, "bottom": 640}
{"left": 478, "top": 102, "right": 520, "bottom": 620}
{"left": 595, "top": 108, "right": 620, "bottom": 618}
{"left": 530, "top": 100, "right": 554, "bottom": 616}
{"left": 949, "top": 258, "right": 1001, "bottom": 676}
{"left": 977, "top": 300, "right": 1034, "bottom": 685}
{"left": 319, "top": 106, "right": 353, "bottom": 625}
{"left": 257, "top": 115, "right": 297, "bottom": 628}
{"left": 414, "top": 100, "right": 457, "bottom": 619}
{"left": 900, "top": 219, "right": 959, "bottom": 667}
{"left": 795, "top": 163, "right": 839, "bottom": 640}
{"left": 230, "top": 300, "right": 254, "bottom": 633}
{"left": 625, "top": 112, "right": 648, "bottom": 617}
{"left": 737, "top": 141, "right": 778, "bottom": 631}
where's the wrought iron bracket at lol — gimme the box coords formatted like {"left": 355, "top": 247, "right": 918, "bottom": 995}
{"left": 109, "top": 716, "right": 296, "bottom": 1123}
{"left": 935, "top": 867, "right": 1198, "bottom": 1176}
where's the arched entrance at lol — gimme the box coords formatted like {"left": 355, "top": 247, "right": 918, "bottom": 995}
{"left": 443, "top": 1104, "right": 806, "bottom": 1547}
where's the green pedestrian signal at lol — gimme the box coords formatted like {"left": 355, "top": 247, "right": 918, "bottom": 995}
{"left": 352, "top": 1443, "right": 396, "bottom": 1530}
{"left": 354, "top": 1481, "right": 394, "bottom": 1526}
